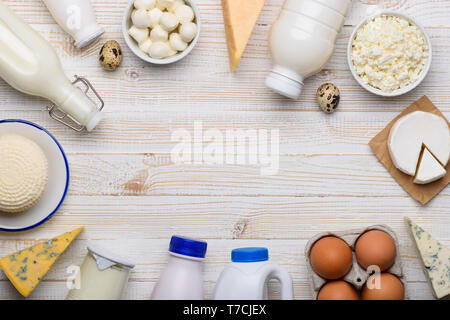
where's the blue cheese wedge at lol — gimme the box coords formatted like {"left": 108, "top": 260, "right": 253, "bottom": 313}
{"left": 406, "top": 217, "right": 450, "bottom": 299}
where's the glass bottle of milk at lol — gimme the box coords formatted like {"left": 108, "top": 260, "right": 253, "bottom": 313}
{"left": 0, "top": 2, "right": 104, "bottom": 131}
{"left": 266, "top": 0, "right": 352, "bottom": 99}
{"left": 66, "top": 244, "right": 135, "bottom": 300}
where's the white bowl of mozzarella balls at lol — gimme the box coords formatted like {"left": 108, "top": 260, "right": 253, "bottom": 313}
{"left": 123, "top": 0, "right": 200, "bottom": 64}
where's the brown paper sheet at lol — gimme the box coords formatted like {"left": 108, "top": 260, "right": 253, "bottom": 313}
{"left": 369, "top": 96, "right": 450, "bottom": 205}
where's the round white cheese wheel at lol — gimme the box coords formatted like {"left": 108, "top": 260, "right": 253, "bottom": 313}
{"left": 0, "top": 134, "right": 48, "bottom": 213}
{"left": 388, "top": 111, "right": 450, "bottom": 176}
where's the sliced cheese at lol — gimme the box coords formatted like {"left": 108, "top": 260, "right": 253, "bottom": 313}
{"left": 414, "top": 147, "right": 447, "bottom": 184}
{"left": 388, "top": 111, "right": 450, "bottom": 176}
{"left": 406, "top": 217, "right": 450, "bottom": 299}
{"left": 0, "top": 227, "right": 83, "bottom": 297}
{"left": 222, "top": 0, "right": 266, "bottom": 71}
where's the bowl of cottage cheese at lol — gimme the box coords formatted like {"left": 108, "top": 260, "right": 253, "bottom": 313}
{"left": 348, "top": 12, "right": 432, "bottom": 97}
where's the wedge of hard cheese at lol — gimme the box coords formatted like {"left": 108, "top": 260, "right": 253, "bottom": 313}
{"left": 406, "top": 217, "right": 450, "bottom": 300}
{"left": 0, "top": 227, "right": 83, "bottom": 297}
{"left": 414, "top": 148, "right": 447, "bottom": 184}
{"left": 222, "top": 0, "right": 266, "bottom": 71}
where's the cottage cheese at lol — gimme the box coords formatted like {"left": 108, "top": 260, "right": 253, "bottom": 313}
{"left": 351, "top": 15, "right": 429, "bottom": 92}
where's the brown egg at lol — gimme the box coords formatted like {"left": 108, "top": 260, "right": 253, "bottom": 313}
{"left": 355, "top": 230, "right": 396, "bottom": 271}
{"left": 310, "top": 236, "right": 353, "bottom": 279}
{"left": 362, "top": 273, "right": 404, "bottom": 300}
{"left": 317, "top": 280, "right": 360, "bottom": 300}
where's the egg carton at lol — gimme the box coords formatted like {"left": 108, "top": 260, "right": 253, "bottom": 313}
{"left": 304, "top": 224, "right": 406, "bottom": 299}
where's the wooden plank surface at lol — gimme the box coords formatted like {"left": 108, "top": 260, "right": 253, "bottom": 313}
{"left": 0, "top": 0, "right": 449, "bottom": 300}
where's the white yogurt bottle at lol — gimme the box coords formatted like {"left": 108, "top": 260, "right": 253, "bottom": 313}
{"left": 0, "top": 2, "right": 104, "bottom": 131}
{"left": 213, "top": 248, "right": 294, "bottom": 300}
{"left": 151, "top": 236, "right": 208, "bottom": 300}
{"left": 266, "top": 0, "right": 352, "bottom": 99}
{"left": 42, "top": 0, "right": 104, "bottom": 49}
{"left": 66, "top": 244, "right": 135, "bottom": 300}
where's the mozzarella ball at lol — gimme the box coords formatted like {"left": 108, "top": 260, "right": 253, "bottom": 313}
{"left": 128, "top": 25, "right": 149, "bottom": 44}
{"left": 150, "top": 25, "right": 169, "bottom": 42}
{"left": 139, "top": 38, "right": 153, "bottom": 53}
{"left": 160, "top": 12, "right": 179, "bottom": 32}
{"left": 131, "top": 9, "right": 151, "bottom": 28}
{"left": 134, "top": 0, "right": 155, "bottom": 10}
{"left": 168, "top": 0, "right": 184, "bottom": 13}
{"left": 148, "top": 7, "right": 163, "bottom": 28}
{"left": 169, "top": 32, "right": 187, "bottom": 51}
{"left": 175, "top": 4, "right": 194, "bottom": 23}
{"left": 157, "top": 0, "right": 174, "bottom": 10}
{"left": 149, "top": 41, "right": 176, "bottom": 59}
{"left": 179, "top": 22, "right": 197, "bottom": 42}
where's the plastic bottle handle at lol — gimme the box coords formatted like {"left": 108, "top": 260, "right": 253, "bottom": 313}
{"left": 267, "top": 267, "right": 294, "bottom": 300}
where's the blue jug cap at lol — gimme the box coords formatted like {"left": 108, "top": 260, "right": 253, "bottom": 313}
{"left": 231, "top": 247, "right": 269, "bottom": 263}
{"left": 169, "top": 236, "right": 207, "bottom": 258}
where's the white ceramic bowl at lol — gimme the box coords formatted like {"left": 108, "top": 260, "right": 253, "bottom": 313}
{"left": 122, "top": 0, "right": 201, "bottom": 65}
{"left": 347, "top": 12, "right": 432, "bottom": 97}
{"left": 0, "top": 120, "right": 69, "bottom": 232}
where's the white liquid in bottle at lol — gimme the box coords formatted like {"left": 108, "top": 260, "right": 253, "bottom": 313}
{"left": 266, "top": 0, "right": 352, "bottom": 99}
{"left": 0, "top": 2, "right": 103, "bottom": 131}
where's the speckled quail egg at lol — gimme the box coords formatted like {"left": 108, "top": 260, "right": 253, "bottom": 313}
{"left": 317, "top": 83, "right": 340, "bottom": 114}
{"left": 99, "top": 40, "right": 123, "bottom": 71}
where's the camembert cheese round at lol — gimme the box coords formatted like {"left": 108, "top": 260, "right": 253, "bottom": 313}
{"left": 388, "top": 111, "right": 450, "bottom": 182}
{"left": 0, "top": 134, "right": 48, "bottom": 213}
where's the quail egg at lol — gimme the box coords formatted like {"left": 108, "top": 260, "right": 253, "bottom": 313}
{"left": 317, "top": 83, "right": 340, "bottom": 114}
{"left": 99, "top": 40, "right": 123, "bottom": 71}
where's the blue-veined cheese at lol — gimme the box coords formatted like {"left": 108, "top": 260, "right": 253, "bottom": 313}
{"left": 0, "top": 227, "right": 83, "bottom": 297}
{"left": 406, "top": 217, "right": 450, "bottom": 299}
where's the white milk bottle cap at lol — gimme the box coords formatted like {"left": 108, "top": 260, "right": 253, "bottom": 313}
{"left": 266, "top": 65, "right": 304, "bottom": 100}
{"left": 73, "top": 24, "right": 105, "bottom": 49}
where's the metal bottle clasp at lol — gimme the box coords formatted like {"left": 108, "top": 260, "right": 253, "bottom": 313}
{"left": 47, "top": 76, "right": 104, "bottom": 132}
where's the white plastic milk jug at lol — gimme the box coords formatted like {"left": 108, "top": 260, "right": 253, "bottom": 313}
{"left": 42, "top": 0, "right": 104, "bottom": 49}
{"left": 0, "top": 2, "right": 104, "bottom": 131}
{"left": 213, "top": 248, "right": 294, "bottom": 300}
{"left": 151, "top": 236, "right": 208, "bottom": 300}
{"left": 266, "top": 0, "right": 352, "bottom": 99}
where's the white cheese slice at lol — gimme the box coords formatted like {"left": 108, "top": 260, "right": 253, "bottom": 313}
{"left": 406, "top": 217, "right": 450, "bottom": 300}
{"left": 414, "top": 148, "right": 447, "bottom": 184}
{"left": 388, "top": 111, "right": 450, "bottom": 176}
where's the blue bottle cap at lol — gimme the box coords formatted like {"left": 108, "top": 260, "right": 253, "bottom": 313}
{"left": 169, "top": 236, "right": 208, "bottom": 258}
{"left": 231, "top": 247, "right": 269, "bottom": 263}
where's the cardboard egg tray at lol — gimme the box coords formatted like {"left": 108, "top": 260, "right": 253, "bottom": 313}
{"left": 304, "top": 224, "right": 406, "bottom": 299}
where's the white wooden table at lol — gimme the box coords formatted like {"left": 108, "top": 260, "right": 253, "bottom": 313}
{"left": 0, "top": 0, "right": 449, "bottom": 300}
